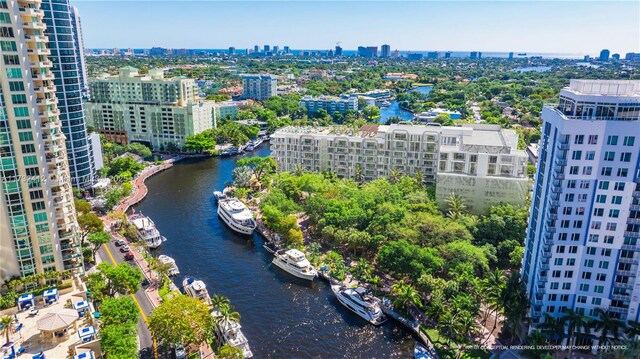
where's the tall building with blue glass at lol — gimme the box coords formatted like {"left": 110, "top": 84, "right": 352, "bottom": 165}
{"left": 40, "top": 0, "right": 96, "bottom": 188}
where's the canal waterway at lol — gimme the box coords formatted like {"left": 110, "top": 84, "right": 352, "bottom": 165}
{"left": 134, "top": 145, "right": 415, "bottom": 358}
{"left": 379, "top": 86, "right": 433, "bottom": 123}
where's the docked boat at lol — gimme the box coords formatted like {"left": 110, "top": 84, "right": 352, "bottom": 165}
{"left": 158, "top": 255, "right": 180, "bottom": 276}
{"left": 245, "top": 143, "right": 255, "bottom": 152}
{"left": 182, "top": 277, "right": 212, "bottom": 306}
{"left": 331, "top": 285, "right": 387, "bottom": 325}
{"left": 377, "top": 100, "right": 391, "bottom": 107}
{"left": 128, "top": 213, "right": 165, "bottom": 249}
{"left": 217, "top": 197, "right": 256, "bottom": 235}
{"left": 272, "top": 249, "right": 317, "bottom": 281}
{"left": 213, "top": 190, "right": 227, "bottom": 202}
{"left": 211, "top": 311, "right": 253, "bottom": 358}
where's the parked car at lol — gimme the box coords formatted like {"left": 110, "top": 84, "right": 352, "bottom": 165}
{"left": 115, "top": 239, "right": 126, "bottom": 247}
{"left": 124, "top": 252, "right": 134, "bottom": 261}
{"left": 174, "top": 343, "right": 186, "bottom": 359}
{"left": 120, "top": 245, "right": 130, "bottom": 253}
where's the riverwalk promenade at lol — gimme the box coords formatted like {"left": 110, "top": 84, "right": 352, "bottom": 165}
{"left": 101, "top": 157, "right": 214, "bottom": 358}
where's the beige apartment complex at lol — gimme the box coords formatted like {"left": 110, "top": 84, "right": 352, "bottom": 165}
{"left": 86, "top": 67, "right": 215, "bottom": 148}
{"left": 1, "top": 0, "right": 83, "bottom": 281}
{"left": 271, "top": 123, "right": 529, "bottom": 213}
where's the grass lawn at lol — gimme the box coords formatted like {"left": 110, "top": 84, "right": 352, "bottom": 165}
{"left": 412, "top": 82, "right": 433, "bottom": 87}
{"left": 423, "top": 327, "right": 491, "bottom": 359}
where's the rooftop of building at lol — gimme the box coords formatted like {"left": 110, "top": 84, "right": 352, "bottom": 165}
{"left": 301, "top": 95, "right": 356, "bottom": 101}
{"left": 273, "top": 123, "right": 521, "bottom": 150}
{"left": 241, "top": 74, "right": 277, "bottom": 79}
{"left": 92, "top": 66, "right": 188, "bottom": 82}
{"left": 564, "top": 80, "right": 640, "bottom": 97}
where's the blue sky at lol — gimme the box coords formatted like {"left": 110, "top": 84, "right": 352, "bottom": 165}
{"left": 73, "top": 1, "right": 639, "bottom": 55}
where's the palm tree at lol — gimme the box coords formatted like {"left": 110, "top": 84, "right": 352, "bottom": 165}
{"left": 561, "top": 308, "right": 592, "bottom": 358}
{"left": 414, "top": 170, "right": 424, "bottom": 186}
{"left": 457, "top": 311, "right": 478, "bottom": 341}
{"left": 523, "top": 330, "right": 548, "bottom": 359}
{"left": 482, "top": 269, "right": 505, "bottom": 335}
{"left": 446, "top": 193, "right": 466, "bottom": 220}
{"left": 388, "top": 167, "right": 401, "bottom": 184}
{"left": 538, "top": 313, "right": 564, "bottom": 344}
{"left": 592, "top": 308, "right": 624, "bottom": 352}
{"left": 1, "top": 315, "right": 13, "bottom": 345}
{"left": 353, "top": 258, "right": 372, "bottom": 281}
{"left": 354, "top": 164, "right": 363, "bottom": 183}
{"left": 214, "top": 303, "right": 241, "bottom": 330}
{"left": 436, "top": 311, "right": 459, "bottom": 347}
{"left": 390, "top": 280, "right": 422, "bottom": 312}
{"left": 625, "top": 320, "right": 640, "bottom": 339}
{"left": 294, "top": 165, "right": 304, "bottom": 177}
{"left": 211, "top": 295, "right": 231, "bottom": 310}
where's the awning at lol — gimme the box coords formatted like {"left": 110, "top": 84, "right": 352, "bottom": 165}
{"left": 78, "top": 326, "right": 96, "bottom": 339}
{"left": 32, "top": 352, "right": 45, "bottom": 359}
{"left": 43, "top": 288, "right": 58, "bottom": 298}
{"left": 73, "top": 301, "right": 89, "bottom": 310}
{"left": 73, "top": 351, "right": 94, "bottom": 359}
{"left": 17, "top": 293, "right": 33, "bottom": 302}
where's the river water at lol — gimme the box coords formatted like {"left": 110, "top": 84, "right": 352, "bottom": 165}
{"left": 134, "top": 145, "right": 415, "bottom": 358}
{"left": 379, "top": 86, "right": 432, "bottom": 123}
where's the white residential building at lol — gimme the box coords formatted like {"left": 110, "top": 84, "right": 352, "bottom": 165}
{"left": 271, "top": 123, "right": 529, "bottom": 213}
{"left": 300, "top": 95, "right": 358, "bottom": 115}
{"left": 241, "top": 74, "right": 277, "bottom": 100}
{"left": 523, "top": 80, "right": 640, "bottom": 342}
{"left": 86, "top": 67, "right": 216, "bottom": 149}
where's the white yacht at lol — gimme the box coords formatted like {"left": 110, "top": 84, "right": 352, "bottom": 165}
{"left": 272, "top": 249, "right": 317, "bottom": 281}
{"left": 129, "top": 213, "right": 165, "bottom": 249}
{"left": 213, "top": 190, "right": 226, "bottom": 202}
{"left": 217, "top": 198, "right": 256, "bottom": 235}
{"left": 158, "top": 255, "right": 180, "bottom": 276}
{"left": 331, "top": 285, "right": 387, "bottom": 325}
{"left": 211, "top": 311, "right": 253, "bottom": 358}
{"left": 182, "top": 277, "right": 212, "bottom": 306}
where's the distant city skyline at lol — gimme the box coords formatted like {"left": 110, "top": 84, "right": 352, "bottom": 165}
{"left": 73, "top": 1, "right": 639, "bottom": 55}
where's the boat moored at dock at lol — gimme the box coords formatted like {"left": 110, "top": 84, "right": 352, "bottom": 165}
{"left": 272, "top": 249, "right": 317, "bottom": 281}
{"left": 128, "top": 212, "right": 166, "bottom": 249}
{"left": 211, "top": 311, "right": 253, "bottom": 358}
{"left": 217, "top": 197, "right": 256, "bottom": 235}
{"left": 158, "top": 255, "right": 180, "bottom": 276}
{"left": 331, "top": 285, "right": 387, "bottom": 325}
{"left": 183, "top": 277, "right": 212, "bottom": 306}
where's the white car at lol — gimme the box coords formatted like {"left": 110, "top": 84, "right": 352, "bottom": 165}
{"left": 115, "top": 239, "right": 126, "bottom": 247}
{"left": 174, "top": 343, "right": 186, "bottom": 359}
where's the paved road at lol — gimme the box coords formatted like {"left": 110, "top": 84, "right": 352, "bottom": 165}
{"left": 98, "top": 239, "right": 161, "bottom": 358}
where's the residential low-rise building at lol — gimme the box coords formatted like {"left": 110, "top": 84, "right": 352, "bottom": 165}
{"left": 271, "top": 123, "right": 529, "bottom": 213}
{"left": 86, "top": 67, "right": 216, "bottom": 149}
{"left": 214, "top": 102, "right": 239, "bottom": 120}
{"left": 300, "top": 95, "right": 358, "bottom": 115}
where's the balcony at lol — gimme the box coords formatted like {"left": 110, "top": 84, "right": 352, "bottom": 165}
{"left": 551, "top": 187, "right": 562, "bottom": 194}
{"left": 546, "top": 226, "right": 556, "bottom": 233}
{"left": 630, "top": 205, "right": 640, "bottom": 211}
{"left": 627, "top": 218, "right": 640, "bottom": 225}
{"left": 555, "top": 159, "right": 567, "bottom": 166}
{"left": 549, "top": 200, "right": 560, "bottom": 207}
{"left": 557, "top": 143, "right": 570, "bottom": 150}
{"left": 62, "top": 252, "right": 81, "bottom": 261}
{"left": 542, "top": 251, "right": 552, "bottom": 259}
{"left": 619, "top": 257, "right": 639, "bottom": 265}
{"left": 621, "top": 244, "right": 640, "bottom": 251}
{"left": 18, "top": 7, "right": 44, "bottom": 17}
{"left": 22, "top": 22, "right": 46, "bottom": 30}
{"left": 540, "top": 263, "right": 550, "bottom": 271}
{"left": 616, "top": 269, "right": 636, "bottom": 277}
{"left": 613, "top": 282, "right": 634, "bottom": 290}
{"left": 607, "top": 306, "right": 629, "bottom": 314}
{"left": 24, "top": 34, "right": 48, "bottom": 42}
{"left": 624, "top": 231, "right": 640, "bottom": 239}
{"left": 633, "top": 191, "right": 640, "bottom": 198}
{"left": 553, "top": 172, "right": 565, "bottom": 180}
{"left": 27, "top": 48, "right": 50, "bottom": 56}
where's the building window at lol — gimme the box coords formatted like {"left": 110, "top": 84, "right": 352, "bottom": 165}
{"left": 610, "top": 196, "right": 622, "bottom": 205}
{"left": 607, "top": 136, "right": 618, "bottom": 145}
{"left": 588, "top": 135, "right": 598, "bottom": 144}
{"left": 617, "top": 168, "right": 628, "bottom": 177}
{"left": 574, "top": 135, "right": 584, "bottom": 144}
{"left": 570, "top": 166, "right": 579, "bottom": 175}
{"left": 585, "top": 151, "right": 595, "bottom": 160}
{"left": 614, "top": 182, "right": 625, "bottom": 191}
{"left": 572, "top": 151, "right": 582, "bottom": 160}
{"left": 594, "top": 208, "right": 604, "bottom": 216}
{"left": 619, "top": 152, "right": 631, "bottom": 162}
{"left": 601, "top": 167, "right": 612, "bottom": 176}
{"left": 598, "top": 181, "right": 609, "bottom": 190}
{"left": 608, "top": 209, "right": 619, "bottom": 218}
{"left": 604, "top": 151, "right": 615, "bottom": 161}
{"left": 623, "top": 136, "right": 635, "bottom": 146}
{"left": 588, "top": 234, "right": 599, "bottom": 242}
{"left": 596, "top": 195, "right": 606, "bottom": 203}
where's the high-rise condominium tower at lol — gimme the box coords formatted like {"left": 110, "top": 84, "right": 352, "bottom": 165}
{"left": 41, "top": 0, "right": 96, "bottom": 188}
{"left": 523, "top": 80, "right": 640, "bottom": 342}
{"left": 0, "top": 0, "right": 83, "bottom": 281}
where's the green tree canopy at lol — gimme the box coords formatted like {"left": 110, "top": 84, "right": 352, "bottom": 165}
{"left": 149, "top": 295, "right": 214, "bottom": 350}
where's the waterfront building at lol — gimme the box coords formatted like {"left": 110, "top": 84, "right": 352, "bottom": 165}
{"left": 445, "top": 51, "right": 452, "bottom": 59}
{"left": 41, "top": 0, "right": 97, "bottom": 188}
{"left": 625, "top": 52, "right": 640, "bottom": 61}
{"left": 522, "top": 80, "right": 640, "bottom": 339}
{"left": 612, "top": 53, "right": 620, "bottom": 61}
{"left": 334, "top": 45, "right": 342, "bottom": 57}
{"left": 149, "top": 47, "right": 168, "bottom": 56}
{"left": 271, "top": 123, "right": 528, "bottom": 213}
{"left": 300, "top": 95, "right": 358, "bottom": 115}
{"left": 599, "top": 49, "right": 610, "bottom": 61}
{"left": 380, "top": 44, "right": 390, "bottom": 58}
{"left": 253, "top": 45, "right": 259, "bottom": 54}
{"left": 427, "top": 51, "right": 439, "bottom": 59}
{"left": 86, "top": 67, "right": 216, "bottom": 149}
{"left": 508, "top": 52, "right": 514, "bottom": 59}
{"left": 415, "top": 108, "right": 462, "bottom": 122}
{"left": 264, "top": 45, "right": 270, "bottom": 53}
{"left": 470, "top": 51, "right": 479, "bottom": 59}
{"left": 0, "top": 0, "right": 83, "bottom": 281}
{"left": 407, "top": 53, "right": 423, "bottom": 61}
{"left": 228, "top": 47, "right": 236, "bottom": 55}
{"left": 241, "top": 74, "right": 277, "bottom": 100}
{"left": 283, "top": 46, "right": 290, "bottom": 54}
